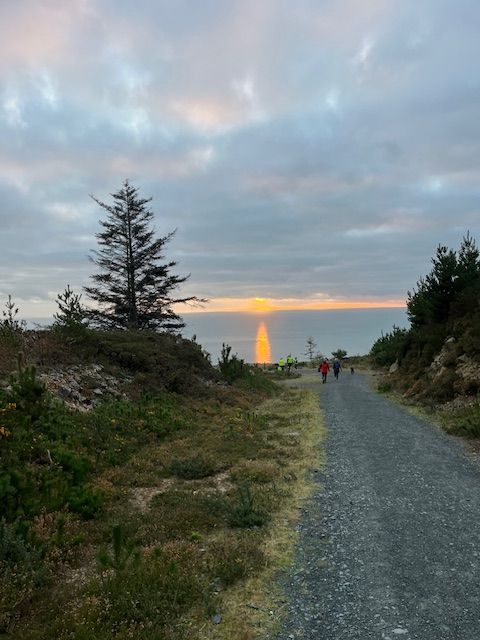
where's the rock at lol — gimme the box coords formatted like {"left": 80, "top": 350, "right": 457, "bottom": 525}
{"left": 389, "top": 361, "right": 399, "bottom": 374}
{"left": 212, "top": 614, "right": 222, "bottom": 625}
{"left": 445, "top": 336, "right": 456, "bottom": 344}
{"left": 93, "top": 388, "right": 104, "bottom": 396}
{"left": 456, "top": 356, "right": 480, "bottom": 387}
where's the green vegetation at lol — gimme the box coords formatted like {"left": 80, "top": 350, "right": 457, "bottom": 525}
{"left": 0, "top": 326, "right": 321, "bottom": 640}
{"left": 371, "top": 233, "right": 480, "bottom": 404}
{"left": 441, "top": 404, "right": 480, "bottom": 438}
{"left": 53, "top": 285, "right": 89, "bottom": 336}
{"left": 218, "top": 343, "right": 277, "bottom": 393}
{"left": 370, "top": 326, "right": 409, "bottom": 367}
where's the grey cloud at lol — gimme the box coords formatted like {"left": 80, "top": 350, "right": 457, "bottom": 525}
{"left": 1, "top": 0, "right": 480, "bottom": 315}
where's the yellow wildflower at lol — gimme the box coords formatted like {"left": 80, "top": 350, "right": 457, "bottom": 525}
{"left": 0, "top": 426, "right": 11, "bottom": 439}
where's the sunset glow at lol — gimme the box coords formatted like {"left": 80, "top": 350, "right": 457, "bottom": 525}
{"left": 255, "top": 321, "right": 272, "bottom": 363}
{"left": 249, "top": 297, "right": 274, "bottom": 313}
{"left": 181, "top": 297, "right": 406, "bottom": 314}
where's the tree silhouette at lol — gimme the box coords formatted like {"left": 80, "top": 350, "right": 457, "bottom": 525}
{"left": 85, "top": 180, "right": 201, "bottom": 331}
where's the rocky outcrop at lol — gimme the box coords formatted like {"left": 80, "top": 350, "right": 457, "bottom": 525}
{"left": 400, "top": 336, "right": 480, "bottom": 402}
{"left": 389, "top": 361, "right": 399, "bottom": 374}
{"left": 39, "top": 364, "right": 131, "bottom": 411}
{"left": 456, "top": 356, "right": 480, "bottom": 394}
{"left": 427, "top": 337, "right": 457, "bottom": 382}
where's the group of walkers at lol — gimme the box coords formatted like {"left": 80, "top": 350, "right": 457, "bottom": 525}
{"left": 278, "top": 354, "right": 298, "bottom": 373}
{"left": 318, "top": 358, "right": 342, "bottom": 383}
{"left": 277, "top": 354, "right": 352, "bottom": 382}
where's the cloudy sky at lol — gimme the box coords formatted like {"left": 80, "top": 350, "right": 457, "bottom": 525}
{"left": 1, "top": 0, "right": 480, "bottom": 317}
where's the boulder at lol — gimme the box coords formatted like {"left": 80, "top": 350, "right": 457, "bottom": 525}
{"left": 389, "top": 361, "right": 399, "bottom": 374}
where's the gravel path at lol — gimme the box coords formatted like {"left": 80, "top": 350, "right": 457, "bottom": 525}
{"left": 273, "top": 371, "right": 480, "bottom": 640}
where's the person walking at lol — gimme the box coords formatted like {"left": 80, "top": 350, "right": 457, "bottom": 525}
{"left": 319, "top": 359, "right": 330, "bottom": 384}
{"left": 286, "top": 354, "right": 294, "bottom": 373}
{"left": 279, "top": 357, "right": 285, "bottom": 372}
{"left": 333, "top": 358, "right": 341, "bottom": 380}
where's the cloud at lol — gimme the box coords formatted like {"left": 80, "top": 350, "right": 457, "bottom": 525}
{"left": 1, "top": 0, "right": 480, "bottom": 318}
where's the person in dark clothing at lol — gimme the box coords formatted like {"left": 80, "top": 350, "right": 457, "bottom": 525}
{"left": 333, "top": 358, "right": 341, "bottom": 380}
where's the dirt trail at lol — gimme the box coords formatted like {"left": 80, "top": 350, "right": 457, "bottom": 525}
{"left": 273, "top": 370, "right": 480, "bottom": 640}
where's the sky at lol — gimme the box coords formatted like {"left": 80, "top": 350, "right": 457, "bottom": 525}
{"left": 1, "top": 0, "right": 480, "bottom": 317}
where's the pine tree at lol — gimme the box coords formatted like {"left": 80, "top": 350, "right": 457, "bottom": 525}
{"left": 53, "top": 285, "right": 88, "bottom": 332}
{"left": 305, "top": 336, "right": 317, "bottom": 363}
{"left": 407, "top": 245, "right": 458, "bottom": 326}
{"left": 1, "top": 295, "right": 26, "bottom": 334}
{"left": 85, "top": 180, "right": 200, "bottom": 331}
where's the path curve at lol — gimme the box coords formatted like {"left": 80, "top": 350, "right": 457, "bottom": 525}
{"left": 274, "top": 370, "right": 480, "bottom": 640}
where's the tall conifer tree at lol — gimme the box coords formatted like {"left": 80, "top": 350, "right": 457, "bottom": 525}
{"left": 85, "top": 180, "right": 198, "bottom": 331}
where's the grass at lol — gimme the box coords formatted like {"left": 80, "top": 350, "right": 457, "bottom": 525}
{"left": 1, "top": 343, "right": 324, "bottom": 640}
{"left": 196, "top": 382, "right": 325, "bottom": 640}
{"left": 439, "top": 402, "right": 480, "bottom": 438}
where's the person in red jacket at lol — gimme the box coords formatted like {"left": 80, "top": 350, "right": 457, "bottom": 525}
{"left": 319, "top": 359, "right": 330, "bottom": 384}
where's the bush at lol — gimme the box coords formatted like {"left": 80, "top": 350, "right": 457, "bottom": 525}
{"left": 443, "top": 404, "right": 480, "bottom": 437}
{"left": 8, "top": 353, "right": 47, "bottom": 423}
{"left": 218, "top": 343, "right": 251, "bottom": 383}
{"left": 428, "top": 370, "right": 458, "bottom": 402}
{"left": 53, "top": 449, "right": 92, "bottom": 485}
{"left": 370, "top": 326, "right": 409, "bottom": 367}
{"left": 67, "top": 486, "right": 104, "bottom": 520}
{"left": 377, "top": 381, "right": 392, "bottom": 393}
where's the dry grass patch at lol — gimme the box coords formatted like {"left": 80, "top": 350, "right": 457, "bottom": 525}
{"left": 196, "top": 387, "right": 325, "bottom": 640}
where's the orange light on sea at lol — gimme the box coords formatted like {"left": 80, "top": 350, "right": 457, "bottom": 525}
{"left": 255, "top": 321, "right": 272, "bottom": 364}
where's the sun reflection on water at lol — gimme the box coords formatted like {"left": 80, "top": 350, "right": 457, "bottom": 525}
{"left": 255, "top": 321, "right": 272, "bottom": 363}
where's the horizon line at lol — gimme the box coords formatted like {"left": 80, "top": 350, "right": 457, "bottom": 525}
{"left": 181, "top": 297, "right": 407, "bottom": 314}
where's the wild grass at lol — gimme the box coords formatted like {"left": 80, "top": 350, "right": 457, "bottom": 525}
{"left": 1, "top": 334, "right": 322, "bottom": 640}
{"left": 440, "top": 403, "right": 480, "bottom": 438}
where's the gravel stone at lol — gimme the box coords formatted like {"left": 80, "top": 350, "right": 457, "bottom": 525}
{"left": 273, "top": 372, "right": 480, "bottom": 639}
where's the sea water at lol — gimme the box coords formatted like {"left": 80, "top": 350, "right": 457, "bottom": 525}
{"left": 27, "top": 307, "right": 409, "bottom": 364}
{"left": 184, "top": 308, "right": 409, "bottom": 364}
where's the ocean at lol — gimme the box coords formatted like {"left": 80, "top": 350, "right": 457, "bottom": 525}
{"left": 27, "top": 307, "right": 409, "bottom": 365}
{"left": 183, "top": 308, "right": 409, "bottom": 364}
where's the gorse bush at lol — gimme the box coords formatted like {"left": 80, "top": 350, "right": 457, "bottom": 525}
{"left": 8, "top": 353, "right": 47, "bottom": 422}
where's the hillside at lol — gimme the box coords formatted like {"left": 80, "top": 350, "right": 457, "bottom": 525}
{"left": 371, "top": 234, "right": 480, "bottom": 435}
{"left": 0, "top": 327, "right": 322, "bottom": 640}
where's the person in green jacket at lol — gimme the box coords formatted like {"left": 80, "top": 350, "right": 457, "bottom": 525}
{"left": 286, "top": 354, "right": 294, "bottom": 373}
{"left": 278, "top": 357, "right": 285, "bottom": 372}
